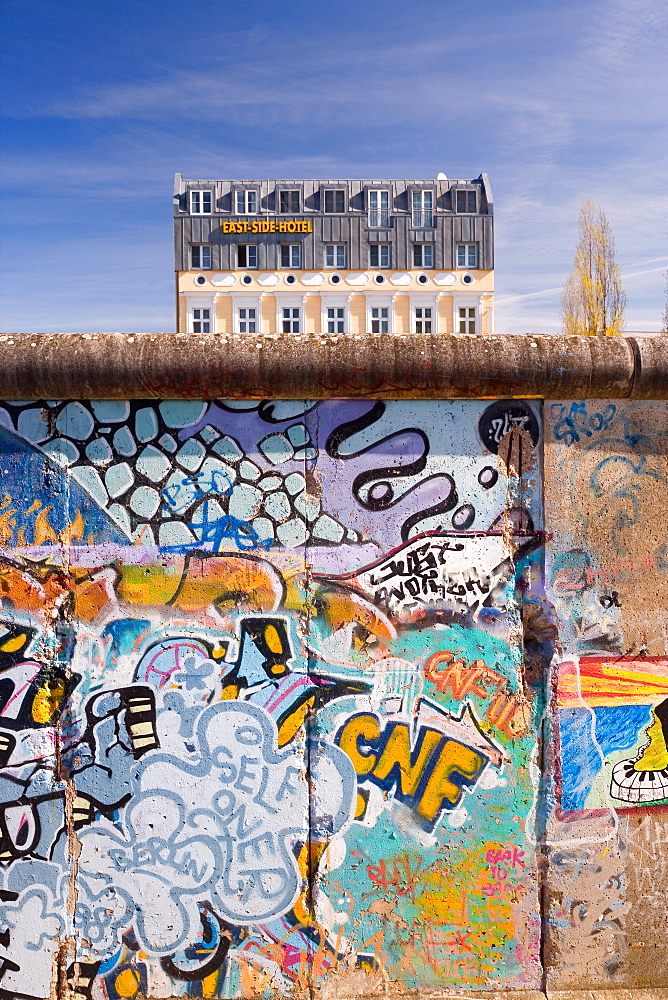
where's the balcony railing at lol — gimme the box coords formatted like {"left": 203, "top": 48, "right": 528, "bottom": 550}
{"left": 411, "top": 210, "right": 435, "bottom": 227}
{"left": 368, "top": 210, "right": 391, "bottom": 228}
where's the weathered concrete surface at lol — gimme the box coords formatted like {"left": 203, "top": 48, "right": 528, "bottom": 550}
{"left": 0, "top": 393, "right": 665, "bottom": 997}
{"left": 547, "top": 993, "right": 668, "bottom": 1000}
{"left": 310, "top": 993, "right": 668, "bottom": 1000}
{"left": 0, "top": 332, "right": 663, "bottom": 399}
{"left": 630, "top": 337, "right": 668, "bottom": 399}
{"left": 544, "top": 399, "right": 668, "bottom": 991}
{"left": 0, "top": 398, "right": 545, "bottom": 998}
{"left": 280, "top": 993, "right": 668, "bottom": 1000}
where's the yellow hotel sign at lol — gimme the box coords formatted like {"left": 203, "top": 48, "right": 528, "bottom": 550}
{"left": 222, "top": 219, "right": 313, "bottom": 234}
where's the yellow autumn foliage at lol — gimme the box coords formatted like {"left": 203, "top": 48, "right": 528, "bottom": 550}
{"left": 561, "top": 201, "right": 626, "bottom": 336}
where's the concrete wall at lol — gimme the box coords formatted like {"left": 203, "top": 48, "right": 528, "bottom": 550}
{"left": 543, "top": 400, "right": 668, "bottom": 990}
{"left": 0, "top": 395, "right": 664, "bottom": 999}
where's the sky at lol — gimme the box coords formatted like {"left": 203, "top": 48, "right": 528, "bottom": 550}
{"left": 0, "top": 0, "right": 666, "bottom": 334}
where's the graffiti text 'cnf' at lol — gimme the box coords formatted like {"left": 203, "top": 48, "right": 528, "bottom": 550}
{"left": 336, "top": 712, "right": 488, "bottom": 830}
{"left": 425, "top": 650, "right": 532, "bottom": 738}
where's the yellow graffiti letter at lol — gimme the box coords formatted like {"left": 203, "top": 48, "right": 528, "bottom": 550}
{"left": 416, "top": 739, "right": 485, "bottom": 824}
{"left": 373, "top": 723, "right": 443, "bottom": 797}
{"left": 338, "top": 714, "right": 380, "bottom": 775}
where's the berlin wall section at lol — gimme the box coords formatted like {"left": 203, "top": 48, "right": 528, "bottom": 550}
{"left": 542, "top": 399, "right": 668, "bottom": 990}
{"left": 0, "top": 394, "right": 664, "bottom": 999}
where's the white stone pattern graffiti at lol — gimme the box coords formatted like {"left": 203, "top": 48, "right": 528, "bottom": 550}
{"left": 0, "top": 399, "right": 355, "bottom": 549}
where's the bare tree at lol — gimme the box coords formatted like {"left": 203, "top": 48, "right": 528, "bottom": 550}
{"left": 561, "top": 201, "right": 626, "bottom": 336}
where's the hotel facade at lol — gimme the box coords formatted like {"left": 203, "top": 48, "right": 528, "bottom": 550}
{"left": 174, "top": 174, "right": 493, "bottom": 337}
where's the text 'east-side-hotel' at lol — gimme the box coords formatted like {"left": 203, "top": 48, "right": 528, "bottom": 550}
{"left": 174, "top": 173, "right": 493, "bottom": 337}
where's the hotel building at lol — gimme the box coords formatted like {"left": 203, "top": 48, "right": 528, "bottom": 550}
{"left": 174, "top": 173, "right": 493, "bottom": 337}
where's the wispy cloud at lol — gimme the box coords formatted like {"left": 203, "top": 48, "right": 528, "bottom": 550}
{"left": 1, "top": 0, "right": 666, "bottom": 333}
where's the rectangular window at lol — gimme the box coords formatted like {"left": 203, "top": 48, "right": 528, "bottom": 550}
{"left": 282, "top": 307, "right": 300, "bottom": 333}
{"left": 414, "top": 307, "right": 432, "bottom": 334}
{"left": 456, "top": 190, "right": 477, "bottom": 213}
{"left": 413, "top": 244, "right": 434, "bottom": 268}
{"left": 456, "top": 244, "right": 478, "bottom": 268}
{"left": 237, "top": 244, "right": 258, "bottom": 268}
{"left": 238, "top": 308, "right": 256, "bottom": 334}
{"left": 191, "top": 245, "right": 212, "bottom": 269}
{"left": 412, "top": 190, "right": 434, "bottom": 227}
{"left": 192, "top": 308, "right": 210, "bottom": 333}
{"left": 370, "top": 307, "right": 389, "bottom": 334}
{"left": 280, "top": 244, "right": 301, "bottom": 268}
{"left": 279, "top": 190, "right": 301, "bottom": 213}
{"left": 325, "top": 244, "right": 346, "bottom": 268}
{"left": 327, "top": 307, "right": 345, "bottom": 334}
{"left": 368, "top": 190, "right": 390, "bottom": 227}
{"left": 236, "top": 190, "right": 257, "bottom": 214}
{"left": 324, "top": 189, "right": 345, "bottom": 213}
{"left": 369, "top": 244, "right": 390, "bottom": 268}
{"left": 458, "top": 307, "right": 477, "bottom": 334}
{"left": 190, "top": 190, "right": 212, "bottom": 214}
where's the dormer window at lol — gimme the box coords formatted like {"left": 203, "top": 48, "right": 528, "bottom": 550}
{"left": 368, "top": 190, "right": 390, "bottom": 228}
{"left": 412, "top": 190, "right": 434, "bottom": 227}
{"left": 279, "top": 190, "right": 301, "bottom": 213}
{"left": 236, "top": 190, "right": 257, "bottom": 214}
{"left": 456, "top": 189, "right": 477, "bottom": 213}
{"left": 324, "top": 189, "right": 346, "bottom": 213}
{"left": 190, "top": 190, "right": 212, "bottom": 214}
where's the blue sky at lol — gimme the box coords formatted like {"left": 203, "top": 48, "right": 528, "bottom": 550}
{"left": 0, "top": 0, "right": 666, "bottom": 334}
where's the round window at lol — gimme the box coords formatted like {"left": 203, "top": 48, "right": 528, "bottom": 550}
{"left": 286, "top": 274, "right": 296, "bottom": 284}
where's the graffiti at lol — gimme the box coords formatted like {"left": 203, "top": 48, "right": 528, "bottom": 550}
{"left": 78, "top": 700, "right": 354, "bottom": 949}
{"left": 532, "top": 399, "right": 668, "bottom": 989}
{"left": 365, "top": 852, "right": 424, "bottom": 896}
{"left": 339, "top": 530, "right": 541, "bottom": 620}
{"left": 0, "top": 400, "right": 350, "bottom": 550}
{"left": 425, "top": 649, "right": 532, "bottom": 738}
{"left": 547, "top": 400, "right": 668, "bottom": 657}
{"left": 0, "top": 397, "right": 547, "bottom": 997}
{"left": 547, "top": 402, "right": 668, "bottom": 822}
{"left": 545, "top": 839, "right": 628, "bottom": 984}
{"left": 336, "top": 700, "right": 501, "bottom": 831}
{"left": 550, "top": 549, "right": 623, "bottom": 654}
{"left": 556, "top": 656, "right": 668, "bottom": 813}
{"left": 480, "top": 843, "right": 527, "bottom": 899}
{"left": 550, "top": 401, "right": 617, "bottom": 447}
{"left": 162, "top": 468, "right": 235, "bottom": 512}
{"left": 476, "top": 399, "right": 540, "bottom": 454}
